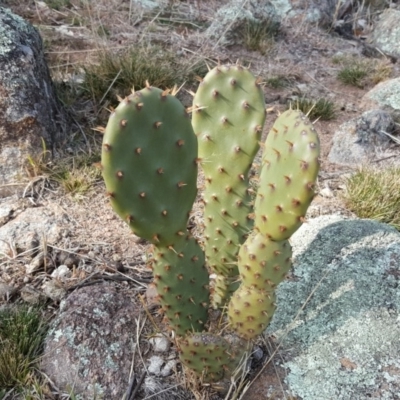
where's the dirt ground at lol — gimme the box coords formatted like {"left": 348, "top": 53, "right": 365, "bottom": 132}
{"left": 1, "top": 0, "right": 399, "bottom": 399}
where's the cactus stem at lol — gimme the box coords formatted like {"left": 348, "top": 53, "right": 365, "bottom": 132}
{"left": 154, "top": 121, "right": 162, "bottom": 129}
{"left": 135, "top": 147, "right": 142, "bottom": 155}
{"left": 136, "top": 102, "right": 143, "bottom": 110}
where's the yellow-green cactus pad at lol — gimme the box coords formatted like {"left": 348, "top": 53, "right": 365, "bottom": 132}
{"left": 254, "top": 109, "right": 320, "bottom": 240}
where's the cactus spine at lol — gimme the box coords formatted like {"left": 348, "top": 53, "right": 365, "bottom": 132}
{"left": 101, "top": 67, "right": 320, "bottom": 383}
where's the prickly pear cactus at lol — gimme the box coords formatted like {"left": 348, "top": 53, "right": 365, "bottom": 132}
{"left": 192, "top": 65, "right": 266, "bottom": 307}
{"left": 100, "top": 69, "right": 321, "bottom": 384}
{"left": 101, "top": 86, "right": 209, "bottom": 336}
{"left": 102, "top": 86, "right": 198, "bottom": 247}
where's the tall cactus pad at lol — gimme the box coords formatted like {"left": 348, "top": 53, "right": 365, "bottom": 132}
{"left": 228, "top": 286, "right": 276, "bottom": 340}
{"left": 254, "top": 109, "right": 320, "bottom": 241}
{"left": 238, "top": 231, "right": 292, "bottom": 291}
{"left": 101, "top": 87, "right": 198, "bottom": 246}
{"left": 152, "top": 235, "right": 209, "bottom": 336}
{"left": 192, "top": 65, "right": 266, "bottom": 305}
{"left": 178, "top": 333, "right": 249, "bottom": 382}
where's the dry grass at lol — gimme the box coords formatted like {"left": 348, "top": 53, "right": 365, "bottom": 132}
{"left": 333, "top": 54, "right": 393, "bottom": 88}
{"left": 342, "top": 167, "right": 400, "bottom": 230}
{"left": 240, "top": 17, "right": 280, "bottom": 55}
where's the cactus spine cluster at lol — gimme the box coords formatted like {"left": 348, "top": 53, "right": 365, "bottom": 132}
{"left": 101, "top": 66, "right": 320, "bottom": 382}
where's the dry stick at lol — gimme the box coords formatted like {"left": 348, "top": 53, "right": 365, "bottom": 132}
{"left": 129, "top": 370, "right": 146, "bottom": 400}
{"left": 99, "top": 68, "right": 123, "bottom": 106}
{"left": 142, "top": 384, "right": 181, "bottom": 400}
{"left": 243, "top": 267, "right": 332, "bottom": 395}
{"left": 125, "top": 373, "right": 136, "bottom": 400}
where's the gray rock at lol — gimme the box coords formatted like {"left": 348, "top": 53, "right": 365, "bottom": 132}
{"left": 42, "top": 284, "right": 140, "bottom": 399}
{"left": 149, "top": 333, "right": 171, "bottom": 353}
{"left": 204, "top": 0, "right": 279, "bottom": 47}
{"left": 361, "top": 77, "right": 400, "bottom": 117}
{"left": 369, "top": 9, "right": 400, "bottom": 59}
{"left": 51, "top": 265, "right": 71, "bottom": 280}
{"left": 264, "top": 215, "right": 400, "bottom": 400}
{"left": 42, "top": 280, "right": 67, "bottom": 301}
{"left": 0, "top": 8, "right": 67, "bottom": 197}
{"left": 328, "top": 110, "right": 399, "bottom": 166}
{"left": 148, "top": 355, "right": 164, "bottom": 375}
{"left": 0, "top": 206, "right": 68, "bottom": 257}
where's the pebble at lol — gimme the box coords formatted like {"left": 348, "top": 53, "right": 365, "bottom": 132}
{"left": 147, "top": 355, "right": 164, "bottom": 375}
{"left": 51, "top": 265, "right": 72, "bottom": 280}
{"left": 149, "top": 334, "right": 171, "bottom": 353}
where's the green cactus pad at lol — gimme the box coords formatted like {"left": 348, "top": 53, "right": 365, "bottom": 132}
{"left": 192, "top": 65, "right": 266, "bottom": 305}
{"left": 238, "top": 231, "right": 292, "bottom": 290}
{"left": 228, "top": 285, "right": 276, "bottom": 340}
{"left": 101, "top": 86, "right": 198, "bottom": 246}
{"left": 254, "top": 109, "right": 320, "bottom": 241}
{"left": 178, "top": 333, "right": 249, "bottom": 382}
{"left": 152, "top": 234, "right": 209, "bottom": 336}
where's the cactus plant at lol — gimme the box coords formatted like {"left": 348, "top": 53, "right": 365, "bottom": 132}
{"left": 101, "top": 66, "right": 320, "bottom": 384}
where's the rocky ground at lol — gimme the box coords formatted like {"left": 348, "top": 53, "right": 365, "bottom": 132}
{"left": 1, "top": 0, "right": 400, "bottom": 399}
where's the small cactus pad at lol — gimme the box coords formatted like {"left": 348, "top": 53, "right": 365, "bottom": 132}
{"left": 152, "top": 235, "right": 209, "bottom": 336}
{"left": 192, "top": 65, "right": 266, "bottom": 305}
{"left": 178, "top": 333, "right": 249, "bottom": 382}
{"left": 254, "top": 109, "right": 320, "bottom": 240}
{"left": 228, "top": 285, "right": 276, "bottom": 340}
{"left": 102, "top": 86, "right": 198, "bottom": 246}
{"left": 238, "top": 231, "right": 292, "bottom": 290}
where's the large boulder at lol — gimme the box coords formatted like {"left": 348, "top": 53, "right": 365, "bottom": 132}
{"left": 0, "top": 8, "right": 67, "bottom": 197}
{"left": 361, "top": 77, "right": 400, "bottom": 119}
{"left": 42, "top": 284, "right": 141, "bottom": 399}
{"left": 246, "top": 215, "right": 400, "bottom": 399}
{"left": 369, "top": 9, "right": 400, "bottom": 59}
{"left": 328, "top": 109, "right": 399, "bottom": 166}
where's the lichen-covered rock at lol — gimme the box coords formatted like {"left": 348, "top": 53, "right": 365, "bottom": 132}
{"left": 0, "top": 7, "right": 67, "bottom": 197}
{"left": 369, "top": 9, "right": 400, "bottom": 59}
{"left": 361, "top": 77, "right": 400, "bottom": 118}
{"left": 204, "top": 0, "right": 280, "bottom": 46}
{"left": 328, "top": 109, "right": 399, "bottom": 166}
{"left": 246, "top": 215, "right": 400, "bottom": 400}
{"left": 42, "top": 284, "right": 140, "bottom": 399}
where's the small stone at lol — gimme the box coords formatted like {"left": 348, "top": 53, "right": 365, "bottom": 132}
{"left": 20, "top": 286, "right": 43, "bottom": 304}
{"left": 147, "top": 355, "right": 164, "bottom": 375}
{"left": 149, "top": 334, "right": 171, "bottom": 353}
{"left": 160, "top": 359, "right": 177, "bottom": 377}
{"left": 112, "top": 253, "right": 121, "bottom": 262}
{"left": 26, "top": 252, "right": 44, "bottom": 274}
{"left": 252, "top": 346, "right": 264, "bottom": 361}
{"left": 42, "top": 281, "right": 67, "bottom": 301}
{"left": 51, "top": 265, "right": 72, "bottom": 280}
{"left": 320, "top": 187, "right": 333, "bottom": 198}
